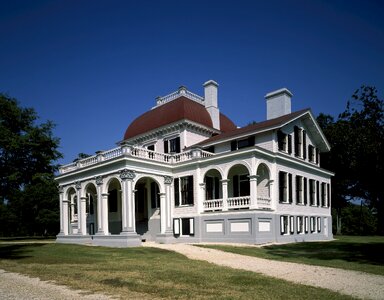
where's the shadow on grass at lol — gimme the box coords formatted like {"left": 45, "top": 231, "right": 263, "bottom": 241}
{"left": 264, "top": 240, "right": 384, "bottom": 266}
{"left": 0, "top": 244, "right": 44, "bottom": 260}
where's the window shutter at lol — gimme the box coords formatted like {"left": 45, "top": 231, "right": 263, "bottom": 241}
{"left": 189, "top": 218, "right": 194, "bottom": 235}
{"left": 327, "top": 183, "right": 330, "bottom": 207}
{"left": 173, "top": 218, "right": 180, "bottom": 236}
{"left": 295, "top": 176, "right": 299, "bottom": 204}
{"left": 316, "top": 181, "right": 320, "bottom": 206}
{"left": 280, "top": 216, "right": 285, "bottom": 234}
{"left": 290, "top": 216, "right": 294, "bottom": 234}
{"left": 304, "top": 178, "right": 307, "bottom": 205}
{"left": 279, "top": 172, "right": 285, "bottom": 202}
{"left": 288, "top": 135, "right": 292, "bottom": 154}
{"left": 233, "top": 175, "right": 239, "bottom": 197}
{"left": 305, "top": 216, "right": 309, "bottom": 233}
{"left": 303, "top": 130, "right": 307, "bottom": 159}
{"left": 288, "top": 173, "right": 292, "bottom": 203}
{"left": 231, "top": 140, "right": 237, "bottom": 151}
{"left": 187, "top": 176, "right": 194, "bottom": 205}
{"left": 164, "top": 140, "right": 169, "bottom": 154}
{"left": 315, "top": 148, "right": 319, "bottom": 164}
{"left": 277, "top": 130, "right": 284, "bottom": 151}
{"left": 294, "top": 126, "right": 299, "bottom": 156}
{"left": 317, "top": 217, "right": 321, "bottom": 233}
{"left": 175, "top": 136, "right": 181, "bottom": 153}
{"left": 174, "top": 178, "right": 179, "bottom": 206}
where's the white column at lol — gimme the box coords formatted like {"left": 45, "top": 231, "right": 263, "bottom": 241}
{"left": 76, "top": 186, "right": 81, "bottom": 233}
{"left": 164, "top": 176, "right": 173, "bottom": 233}
{"left": 96, "top": 184, "right": 103, "bottom": 234}
{"left": 127, "top": 179, "right": 135, "bottom": 230}
{"left": 249, "top": 175, "right": 258, "bottom": 209}
{"left": 221, "top": 179, "right": 229, "bottom": 211}
{"left": 119, "top": 169, "right": 136, "bottom": 232}
{"left": 121, "top": 180, "right": 128, "bottom": 232}
{"left": 80, "top": 196, "right": 87, "bottom": 235}
{"left": 59, "top": 189, "right": 64, "bottom": 234}
{"left": 159, "top": 192, "right": 166, "bottom": 234}
{"left": 101, "top": 193, "right": 109, "bottom": 235}
{"left": 62, "top": 199, "right": 69, "bottom": 235}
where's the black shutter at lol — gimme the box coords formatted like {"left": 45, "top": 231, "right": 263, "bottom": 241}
{"left": 316, "top": 181, "right": 320, "bottom": 206}
{"left": 231, "top": 140, "right": 237, "bottom": 151}
{"left": 303, "top": 130, "right": 307, "bottom": 159}
{"left": 315, "top": 148, "right": 319, "bottom": 164}
{"left": 295, "top": 176, "right": 299, "bottom": 204}
{"left": 164, "top": 140, "right": 169, "bottom": 154}
{"left": 187, "top": 176, "right": 194, "bottom": 205}
{"left": 288, "top": 173, "right": 292, "bottom": 203}
{"left": 327, "top": 183, "right": 330, "bottom": 207}
{"left": 294, "top": 126, "right": 299, "bottom": 156}
{"left": 277, "top": 130, "right": 284, "bottom": 151}
{"left": 288, "top": 135, "right": 292, "bottom": 154}
{"left": 174, "top": 178, "right": 179, "bottom": 206}
{"left": 304, "top": 178, "right": 307, "bottom": 205}
{"left": 175, "top": 136, "right": 181, "bottom": 153}
{"left": 233, "top": 175, "right": 239, "bottom": 197}
{"left": 279, "top": 172, "right": 284, "bottom": 202}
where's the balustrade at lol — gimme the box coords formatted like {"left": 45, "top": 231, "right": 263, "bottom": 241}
{"left": 227, "top": 196, "right": 251, "bottom": 209}
{"left": 203, "top": 199, "right": 223, "bottom": 211}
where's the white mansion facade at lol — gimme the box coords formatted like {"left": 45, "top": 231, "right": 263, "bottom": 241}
{"left": 56, "top": 80, "right": 333, "bottom": 247}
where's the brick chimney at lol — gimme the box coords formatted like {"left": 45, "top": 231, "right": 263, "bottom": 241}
{"left": 203, "top": 80, "right": 220, "bottom": 130}
{"left": 265, "top": 88, "right": 293, "bottom": 120}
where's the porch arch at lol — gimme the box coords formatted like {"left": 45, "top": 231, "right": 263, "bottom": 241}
{"left": 84, "top": 182, "right": 98, "bottom": 235}
{"left": 256, "top": 163, "right": 271, "bottom": 198}
{"left": 66, "top": 187, "right": 78, "bottom": 234}
{"left": 106, "top": 177, "right": 122, "bottom": 234}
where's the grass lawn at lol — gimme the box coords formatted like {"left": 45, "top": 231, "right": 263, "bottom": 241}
{"left": 0, "top": 242, "right": 353, "bottom": 299}
{"left": 198, "top": 236, "right": 384, "bottom": 276}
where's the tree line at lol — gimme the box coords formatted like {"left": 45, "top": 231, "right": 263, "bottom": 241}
{"left": 0, "top": 86, "right": 383, "bottom": 236}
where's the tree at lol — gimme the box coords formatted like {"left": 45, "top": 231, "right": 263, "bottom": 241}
{"left": 318, "top": 86, "right": 384, "bottom": 234}
{"left": 0, "top": 94, "right": 62, "bottom": 236}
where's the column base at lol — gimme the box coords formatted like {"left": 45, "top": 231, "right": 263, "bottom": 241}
{"left": 92, "top": 233, "right": 141, "bottom": 247}
{"left": 155, "top": 231, "right": 175, "bottom": 244}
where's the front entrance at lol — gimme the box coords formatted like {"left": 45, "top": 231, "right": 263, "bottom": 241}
{"left": 135, "top": 177, "right": 161, "bottom": 241}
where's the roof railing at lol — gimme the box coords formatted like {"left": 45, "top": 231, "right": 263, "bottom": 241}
{"left": 156, "top": 86, "right": 204, "bottom": 107}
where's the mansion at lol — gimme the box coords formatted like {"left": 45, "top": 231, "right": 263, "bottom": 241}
{"left": 56, "top": 80, "right": 333, "bottom": 247}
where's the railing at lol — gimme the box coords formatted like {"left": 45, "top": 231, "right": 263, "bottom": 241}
{"left": 257, "top": 197, "right": 272, "bottom": 209}
{"left": 58, "top": 146, "right": 215, "bottom": 174}
{"left": 203, "top": 199, "right": 223, "bottom": 211}
{"left": 156, "top": 86, "right": 204, "bottom": 106}
{"left": 227, "top": 196, "right": 251, "bottom": 209}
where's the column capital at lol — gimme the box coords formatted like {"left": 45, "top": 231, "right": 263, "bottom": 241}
{"left": 102, "top": 192, "right": 109, "bottom": 197}
{"left": 58, "top": 185, "right": 64, "bottom": 193}
{"left": 248, "top": 175, "right": 259, "bottom": 181}
{"left": 75, "top": 181, "right": 81, "bottom": 190}
{"left": 220, "top": 179, "right": 230, "bottom": 184}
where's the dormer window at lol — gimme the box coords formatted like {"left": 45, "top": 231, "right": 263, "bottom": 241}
{"left": 308, "top": 145, "right": 320, "bottom": 164}
{"left": 277, "top": 130, "right": 292, "bottom": 154}
{"left": 164, "top": 137, "right": 181, "bottom": 154}
{"left": 231, "top": 136, "right": 255, "bottom": 151}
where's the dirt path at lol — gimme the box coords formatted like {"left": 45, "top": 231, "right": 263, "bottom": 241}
{"left": 144, "top": 242, "right": 384, "bottom": 300}
{"left": 0, "top": 269, "right": 115, "bottom": 300}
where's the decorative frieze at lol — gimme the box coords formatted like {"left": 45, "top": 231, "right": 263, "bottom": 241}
{"left": 95, "top": 176, "right": 103, "bottom": 186}
{"left": 164, "top": 176, "right": 173, "bottom": 184}
{"left": 120, "top": 169, "right": 135, "bottom": 180}
{"left": 75, "top": 181, "right": 81, "bottom": 190}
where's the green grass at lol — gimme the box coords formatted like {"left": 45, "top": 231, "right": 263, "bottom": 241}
{"left": 198, "top": 236, "right": 384, "bottom": 276}
{"left": 0, "top": 242, "right": 353, "bottom": 299}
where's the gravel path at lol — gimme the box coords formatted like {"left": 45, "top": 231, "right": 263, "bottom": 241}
{"left": 0, "top": 269, "right": 115, "bottom": 300}
{"left": 144, "top": 242, "right": 384, "bottom": 300}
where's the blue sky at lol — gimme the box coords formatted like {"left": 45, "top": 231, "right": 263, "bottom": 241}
{"left": 1, "top": 0, "right": 383, "bottom": 165}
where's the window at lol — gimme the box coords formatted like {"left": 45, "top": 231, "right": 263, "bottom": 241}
{"left": 297, "top": 216, "right": 304, "bottom": 234}
{"left": 151, "top": 182, "right": 160, "bottom": 208}
{"left": 204, "top": 146, "right": 215, "bottom": 153}
{"left": 309, "top": 179, "right": 316, "bottom": 206}
{"left": 317, "top": 217, "right": 321, "bottom": 233}
{"left": 173, "top": 218, "right": 194, "bottom": 236}
{"left": 279, "top": 171, "right": 292, "bottom": 203}
{"left": 164, "top": 137, "right": 180, "bottom": 153}
{"left": 231, "top": 136, "right": 255, "bottom": 151}
{"left": 308, "top": 145, "right": 315, "bottom": 162}
{"left": 277, "top": 130, "right": 292, "bottom": 154}
{"left": 147, "top": 144, "right": 155, "bottom": 151}
{"left": 296, "top": 175, "right": 304, "bottom": 204}
{"left": 294, "top": 126, "right": 306, "bottom": 158}
{"left": 305, "top": 216, "right": 309, "bottom": 233}
{"left": 233, "top": 174, "right": 250, "bottom": 197}
{"left": 205, "top": 176, "right": 220, "bottom": 200}
{"left": 316, "top": 181, "right": 320, "bottom": 206}
{"left": 280, "top": 215, "right": 289, "bottom": 235}
{"left": 108, "top": 189, "right": 118, "bottom": 212}
{"left": 304, "top": 177, "right": 308, "bottom": 205}
{"left": 174, "top": 176, "right": 194, "bottom": 206}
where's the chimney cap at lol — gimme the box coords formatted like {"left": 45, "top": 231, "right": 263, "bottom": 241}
{"left": 265, "top": 88, "right": 293, "bottom": 99}
{"left": 203, "top": 80, "right": 219, "bottom": 87}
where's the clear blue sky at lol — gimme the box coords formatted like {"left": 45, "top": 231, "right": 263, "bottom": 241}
{"left": 1, "top": 0, "right": 383, "bottom": 165}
